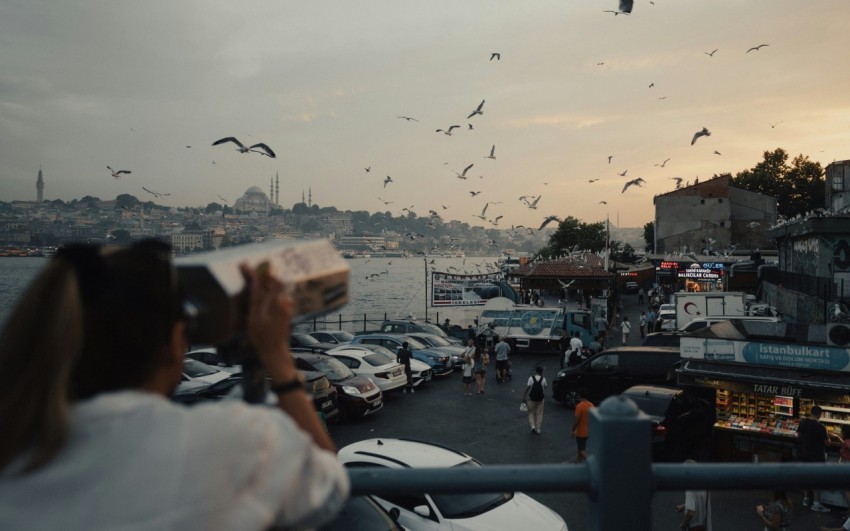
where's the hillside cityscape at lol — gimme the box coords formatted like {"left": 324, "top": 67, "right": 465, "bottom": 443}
{"left": 0, "top": 172, "right": 646, "bottom": 257}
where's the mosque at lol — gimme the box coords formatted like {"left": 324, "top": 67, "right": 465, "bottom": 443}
{"left": 232, "top": 173, "right": 284, "bottom": 214}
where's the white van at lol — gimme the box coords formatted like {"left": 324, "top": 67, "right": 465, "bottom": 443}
{"left": 679, "top": 315, "right": 781, "bottom": 333}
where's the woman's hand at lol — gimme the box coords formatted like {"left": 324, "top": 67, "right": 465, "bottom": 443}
{"left": 241, "top": 263, "right": 295, "bottom": 380}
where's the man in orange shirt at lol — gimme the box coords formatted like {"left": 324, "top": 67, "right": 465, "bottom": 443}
{"left": 571, "top": 388, "right": 593, "bottom": 464}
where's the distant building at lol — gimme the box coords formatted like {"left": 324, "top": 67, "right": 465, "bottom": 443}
{"left": 653, "top": 175, "right": 776, "bottom": 254}
{"left": 36, "top": 168, "right": 44, "bottom": 203}
{"left": 171, "top": 229, "right": 213, "bottom": 254}
{"left": 233, "top": 186, "right": 273, "bottom": 214}
{"left": 825, "top": 159, "right": 850, "bottom": 213}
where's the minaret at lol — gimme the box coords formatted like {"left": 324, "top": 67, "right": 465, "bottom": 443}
{"left": 308, "top": 187, "right": 312, "bottom": 207}
{"left": 275, "top": 172, "right": 280, "bottom": 206}
{"left": 270, "top": 177, "right": 273, "bottom": 202}
{"left": 36, "top": 167, "right": 44, "bottom": 203}
{"left": 302, "top": 190, "right": 305, "bottom": 204}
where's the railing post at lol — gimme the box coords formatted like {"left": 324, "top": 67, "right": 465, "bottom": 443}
{"left": 586, "top": 395, "right": 653, "bottom": 531}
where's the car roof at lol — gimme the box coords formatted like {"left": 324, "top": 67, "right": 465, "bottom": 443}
{"left": 338, "top": 438, "right": 474, "bottom": 469}
{"left": 598, "top": 346, "right": 680, "bottom": 354}
{"left": 622, "top": 385, "right": 682, "bottom": 399}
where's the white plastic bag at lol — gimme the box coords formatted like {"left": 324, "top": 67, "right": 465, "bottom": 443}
{"left": 519, "top": 401, "right": 528, "bottom": 412}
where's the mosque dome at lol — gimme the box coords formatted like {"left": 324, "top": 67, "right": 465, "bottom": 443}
{"left": 233, "top": 186, "right": 272, "bottom": 214}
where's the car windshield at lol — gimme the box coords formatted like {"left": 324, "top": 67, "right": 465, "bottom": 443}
{"left": 402, "top": 337, "right": 427, "bottom": 350}
{"left": 417, "top": 323, "right": 448, "bottom": 338}
{"left": 295, "top": 334, "right": 321, "bottom": 345}
{"left": 628, "top": 394, "right": 674, "bottom": 417}
{"left": 310, "top": 357, "right": 357, "bottom": 380}
{"left": 359, "top": 344, "right": 396, "bottom": 357}
{"left": 183, "top": 359, "right": 219, "bottom": 378}
{"left": 331, "top": 331, "right": 355, "bottom": 342}
{"left": 429, "top": 462, "right": 513, "bottom": 518}
{"left": 421, "top": 335, "right": 451, "bottom": 347}
{"left": 364, "top": 353, "right": 394, "bottom": 366}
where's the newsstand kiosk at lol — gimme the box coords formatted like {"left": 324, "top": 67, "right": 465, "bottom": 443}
{"left": 676, "top": 320, "right": 850, "bottom": 464}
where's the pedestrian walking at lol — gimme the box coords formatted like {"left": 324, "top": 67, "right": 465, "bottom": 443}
{"left": 621, "top": 315, "right": 632, "bottom": 344}
{"left": 522, "top": 366, "right": 547, "bottom": 434}
{"left": 571, "top": 388, "right": 593, "bottom": 463}
{"left": 675, "top": 459, "right": 713, "bottom": 531}
{"left": 798, "top": 405, "right": 831, "bottom": 512}
{"left": 756, "top": 491, "right": 792, "bottom": 530}
{"left": 639, "top": 311, "right": 647, "bottom": 339}
{"left": 647, "top": 307, "right": 656, "bottom": 332}
{"left": 637, "top": 287, "right": 645, "bottom": 305}
{"left": 461, "top": 341, "right": 475, "bottom": 396}
{"left": 397, "top": 341, "right": 414, "bottom": 393}
{"left": 493, "top": 335, "right": 511, "bottom": 383}
{"left": 473, "top": 343, "right": 489, "bottom": 394}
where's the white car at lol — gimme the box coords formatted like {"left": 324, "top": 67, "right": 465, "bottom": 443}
{"left": 658, "top": 311, "right": 677, "bottom": 331}
{"left": 176, "top": 358, "right": 232, "bottom": 394}
{"left": 309, "top": 329, "right": 356, "bottom": 345}
{"left": 332, "top": 343, "right": 433, "bottom": 387}
{"left": 326, "top": 345, "right": 408, "bottom": 392}
{"left": 338, "top": 439, "right": 568, "bottom": 531}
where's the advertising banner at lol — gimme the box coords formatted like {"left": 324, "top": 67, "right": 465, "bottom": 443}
{"left": 431, "top": 271, "right": 503, "bottom": 306}
{"left": 681, "top": 337, "right": 850, "bottom": 372}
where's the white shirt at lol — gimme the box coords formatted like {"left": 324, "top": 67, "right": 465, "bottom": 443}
{"left": 684, "top": 490, "right": 712, "bottom": 530}
{"left": 526, "top": 375, "right": 548, "bottom": 390}
{"left": 569, "top": 337, "right": 583, "bottom": 352}
{"left": 0, "top": 391, "right": 349, "bottom": 531}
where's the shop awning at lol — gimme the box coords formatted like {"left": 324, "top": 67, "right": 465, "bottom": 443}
{"left": 677, "top": 359, "right": 850, "bottom": 400}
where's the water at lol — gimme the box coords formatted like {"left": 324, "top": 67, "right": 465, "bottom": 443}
{"left": 0, "top": 255, "right": 499, "bottom": 332}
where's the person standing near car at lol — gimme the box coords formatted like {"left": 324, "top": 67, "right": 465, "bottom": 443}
{"left": 621, "top": 316, "right": 632, "bottom": 345}
{"left": 522, "top": 366, "right": 547, "bottom": 434}
{"left": 461, "top": 344, "right": 475, "bottom": 396}
{"left": 571, "top": 388, "right": 593, "bottom": 463}
{"left": 473, "top": 342, "right": 489, "bottom": 394}
{"left": 639, "top": 311, "right": 647, "bottom": 339}
{"left": 493, "top": 335, "right": 511, "bottom": 383}
{"left": 798, "top": 405, "right": 831, "bottom": 512}
{"left": 397, "top": 342, "right": 414, "bottom": 394}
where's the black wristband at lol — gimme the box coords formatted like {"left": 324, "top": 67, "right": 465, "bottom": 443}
{"left": 270, "top": 378, "right": 304, "bottom": 395}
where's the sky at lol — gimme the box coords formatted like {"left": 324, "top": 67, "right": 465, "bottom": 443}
{"left": 2, "top": 0, "right": 849, "bottom": 230}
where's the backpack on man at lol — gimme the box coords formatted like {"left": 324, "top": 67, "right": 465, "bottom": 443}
{"left": 529, "top": 375, "right": 545, "bottom": 401}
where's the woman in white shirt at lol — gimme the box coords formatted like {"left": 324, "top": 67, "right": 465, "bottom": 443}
{"left": 0, "top": 240, "right": 348, "bottom": 530}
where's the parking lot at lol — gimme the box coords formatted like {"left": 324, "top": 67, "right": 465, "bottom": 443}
{"left": 326, "top": 295, "right": 847, "bottom": 530}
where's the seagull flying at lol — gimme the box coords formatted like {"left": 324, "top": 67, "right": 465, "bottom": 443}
{"left": 212, "top": 137, "right": 276, "bottom": 158}
{"left": 670, "top": 177, "right": 683, "bottom": 189}
{"left": 436, "top": 125, "right": 461, "bottom": 136}
{"left": 746, "top": 44, "right": 769, "bottom": 53}
{"left": 378, "top": 197, "right": 393, "bottom": 205}
{"left": 384, "top": 176, "right": 393, "bottom": 188}
{"left": 522, "top": 195, "right": 542, "bottom": 209}
{"left": 467, "top": 100, "right": 485, "bottom": 119}
{"left": 107, "top": 166, "right": 131, "bottom": 179}
{"left": 622, "top": 177, "right": 646, "bottom": 193}
{"left": 142, "top": 187, "right": 170, "bottom": 198}
{"left": 714, "top": 150, "right": 722, "bottom": 156}
{"left": 454, "top": 163, "right": 474, "bottom": 179}
{"left": 654, "top": 158, "right": 671, "bottom": 168}
{"left": 748, "top": 221, "right": 761, "bottom": 228}
{"left": 469, "top": 191, "right": 482, "bottom": 197}
{"left": 216, "top": 195, "right": 229, "bottom": 204}
{"left": 691, "top": 127, "right": 711, "bottom": 145}
{"left": 588, "top": 179, "right": 599, "bottom": 183}
{"left": 539, "top": 215, "right": 562, "bottom": 230}
{"left": 599, "top": 201, "right": 607, "bottom": 204}
{"left": 618, "top": 169, "right": 628, "bottom": 177}
{"left": 490, "top": 53, "right": 500, "bottom": 61}
{"left": 770, "top": 121, "right": 784, "bottom": 129}
{"left": 397, "top": 116, "right": 419, "bottom": 122}
{"left": 365, "top": 166, "right": 371, "bottom": 172}
{"left": 485, "top": 145, "right": 496, "bottom": 160}
{"left": 608, "top": 155, "right": 613, "bottom": 164}
{"left": 705, "top": 49, "right": 718, "bottom": 57}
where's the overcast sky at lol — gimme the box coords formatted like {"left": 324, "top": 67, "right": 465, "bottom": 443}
{"left": 2, "top": 0, "right": 849, "bottom": 229}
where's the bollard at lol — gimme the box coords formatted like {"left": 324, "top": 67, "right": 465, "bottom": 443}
{"left": 586, "top": 395, "right": 652, "bottom": 531}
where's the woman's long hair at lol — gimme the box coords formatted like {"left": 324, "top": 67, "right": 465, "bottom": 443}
{"left": 0, "top": 240, "right": 181, "bottom": 473}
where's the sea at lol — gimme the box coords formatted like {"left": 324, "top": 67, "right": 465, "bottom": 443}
{"left": 0, "top": 255, "right": 500, "bottom": 332}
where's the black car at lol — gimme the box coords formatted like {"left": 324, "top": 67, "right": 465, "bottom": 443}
{"left": 290, "top": 350, "right": 383, "bottom": 419}
{"left": 621, "top": 385, "right": 715, "bottom": 462}
{"left": 552, "top": 346, "right": 682, "bottom": 407}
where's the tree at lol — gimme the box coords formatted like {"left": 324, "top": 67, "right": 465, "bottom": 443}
{"left": 115, "top": 194, "right": 140, "bottom": 209}
{"left": 643, "top": 221, "right": 654, "bottom": 253}
{"left": 536, "top": 217, "right": 606, "bottom": 258}
{"left": 729, "top": 148, "right": 824, "bottom": 219}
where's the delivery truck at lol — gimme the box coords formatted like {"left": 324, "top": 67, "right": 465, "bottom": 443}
{"left": 674, "top": 291, "right": 747, "bottom": 330}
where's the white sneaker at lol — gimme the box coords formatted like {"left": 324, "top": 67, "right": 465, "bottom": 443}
{"left": 811, "top": 502, "right": 830, "bottom": 513}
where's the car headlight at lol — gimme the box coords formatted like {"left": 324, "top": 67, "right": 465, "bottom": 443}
{"left": 557, "top": 371, "right": 566, "bottom": 378}
{"left": 341, "top": 385, "right": 362, "bottom": 395}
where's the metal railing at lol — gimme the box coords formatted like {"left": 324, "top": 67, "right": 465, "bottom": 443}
{"left": 348, "top": 395, "right": 850, "bottom": 531}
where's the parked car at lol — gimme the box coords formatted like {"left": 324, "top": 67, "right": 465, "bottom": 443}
{"left": 624, "top": 281, "right": 640, "bottom": 294}
{"left": 377, "top": 319, "right": 463, "bottom": 345}
{"left": 551, "top": 346, "right": 682, "bottom": 408}
{"left": 291, "top": 333, "right": 336, "bottom": 351}
{"left": 309, "top": 329, "right": 355, "bottom": 345}
{"left": 337, "top": 343, "right": 434, "bottom": 387}
{"left": 325, "top": 345, "right": 408, "bottom": 393}
{"left": 642, "top": 331, "right": 683, "bottom": 348}
{"left": 403, "top": 332, "right": 466, "bottom": 366}
{"left": 290, "top": 349, "right": 383, "bottom": 419}
{"left": 350, "top": 334, "right": 454, "bottom": 376}
{"left": 338, "top": 438, "right": 569, "bottom": 531}
{"left": 175, "top": 358, "right": 232, "bottom": 394}
{"left": 319, "top": 496, "right": 403, "bottom": 531}
{"left": 658, "top": 309, "right": 677, "bottom": 331}
{"left": 175, "top": 353, "right": 341, "bottom": 421}
{"left": 185, "top": 347, "right": 241, "bottom": 374}
{"left": 621, "top": 385, "right": 715, "bottom": 462}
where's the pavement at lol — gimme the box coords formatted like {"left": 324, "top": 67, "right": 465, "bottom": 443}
{"left": 328, "top": 292, "right": 850, "bottom": 530}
